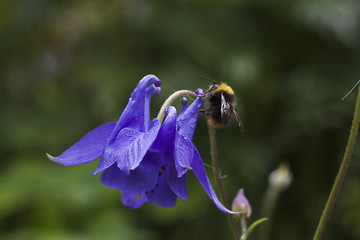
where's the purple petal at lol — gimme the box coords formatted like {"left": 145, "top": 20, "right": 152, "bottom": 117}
{"left": 191, "top": 148, "right": 239, "bottom": 215}
{"left": 94, "top": 118, "right": 160, "bottom": 175}
{"left": 93, "top": 152, "right": 116, "bottom": 175}
{"left": 121, "top": 191, "right": 148, "bottom": 209}
{"left": 143, "top": 83, "right": 160, "bottom": 131}
{"left": 165, "top": 146, "right": 188, "bottom": 200}
{"left": 123, "top": 75, "right": 161, "bottom": 130}
{"left": 111, "top": 75, "right": 160, "bottom": 135}
{"left": 177, "top": 95, "right": 204, "bottom": 140}
{"left": 150, "top": 106, "right": 177, "bottom": 152}
{"left": 93, "top": 75, "right": 161, "bottom": 174}
{"left": 47, "top": 122, "right": 116, "bottom": 166}
{"left": 146, "top": 166, "right": 178, "bottom": 208}
{"left": 101, "top": 151, "right": 162, "bottom": 193}
{"left": 174, "top": 132, "right": 194, "bottom": 177}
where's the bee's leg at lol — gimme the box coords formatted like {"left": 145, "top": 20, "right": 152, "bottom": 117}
{"left": 195, "top": 109, "right": 211, "bottom": 117}
{"left": 197, "top": 109, "right": 210, "bottom": 115}
{"left": 233, "top": 108, "right": 245, "bottom": 132}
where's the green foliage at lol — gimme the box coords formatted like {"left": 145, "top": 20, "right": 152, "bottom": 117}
{"left": 243, "top": 218, "right": 268, "bottom": 240}
{"left": 1, "top": 0, "right": 360, "bottom": 239}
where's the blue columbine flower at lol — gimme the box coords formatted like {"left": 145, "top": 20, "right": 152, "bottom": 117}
{"left": 47, "top": 74, "right": 162, "bottom": 194}
{"left": 47, "top": 76, "right": 237, "bottom": 214}
{"left": 118, "top": 93, "right": 238, "bottom": 214}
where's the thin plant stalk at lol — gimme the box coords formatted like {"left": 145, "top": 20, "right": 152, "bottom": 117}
{"left": 313, "top": 86, "right": 360, "bottom": 240}
{"left": 157, "top": 89, "right": 197, "bottom": 122}
{"left": 240, "top": 216, "right": 247, "bottom": 239}
{"left": 258, "top": 186, "right": 279, "bottom": 240}
{"left": 208, "top": 125, "right": 240, "bottom": 240}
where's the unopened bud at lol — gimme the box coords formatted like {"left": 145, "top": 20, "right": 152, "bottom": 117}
{"left": 232, "top": 188, "right": 252, "bottom": 218}
{"left": 268, "top": 163, "right": 292, "bottom": 190}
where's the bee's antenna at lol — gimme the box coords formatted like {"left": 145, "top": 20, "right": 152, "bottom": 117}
{"left": 199, "top": 76, "right": 217, "bottom": 84}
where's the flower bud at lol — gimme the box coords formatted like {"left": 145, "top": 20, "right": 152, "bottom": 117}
{"left": 231, "top": 188, "right": 252, "bottom": 218}
{"left": 268, "top": 163, "right": 292, "bottom": 191}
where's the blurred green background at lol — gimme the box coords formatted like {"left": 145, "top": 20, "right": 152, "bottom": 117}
{"left": 1, "top": 0, "right": 360, "bottom": 239}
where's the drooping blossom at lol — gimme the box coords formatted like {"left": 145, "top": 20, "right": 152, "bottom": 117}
{"left": 47, "top": 76, "right": 238, "bottom": 214}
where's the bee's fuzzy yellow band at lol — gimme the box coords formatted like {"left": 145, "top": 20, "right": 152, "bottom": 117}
{"left": 213, "top": 83, "right": 234, "bottom": 95}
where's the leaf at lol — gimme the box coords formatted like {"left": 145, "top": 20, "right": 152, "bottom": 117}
{"left": 242, "top": 218, "right": 269, "bottom": 240}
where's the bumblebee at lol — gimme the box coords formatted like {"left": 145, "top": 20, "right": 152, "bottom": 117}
{"left": 201, "top": 81, "right": 244, "bottom": 131}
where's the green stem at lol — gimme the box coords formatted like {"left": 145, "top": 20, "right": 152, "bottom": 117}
{"left": 313, "top": 86, "right": 360, "bottom": 240}
{"left": 240, "top": 216, "right": 247, "bottom": 240}
{"left": 208, "top": 125, "right": 240, "bottom": 240}
{"left": 258, "top": 186, "right": 279, "bottom": 240}
{"left": 156, "top": 90, "right": 196, "bottom": 122}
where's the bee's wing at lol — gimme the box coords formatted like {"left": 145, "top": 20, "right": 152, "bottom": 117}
{"left": 220, "top": 92, "right": 231, "bottom": 118}
{"left": 233, "top": 108, "right": 245, "bottom": 132}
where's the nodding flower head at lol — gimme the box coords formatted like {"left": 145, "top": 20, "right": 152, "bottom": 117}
{"left": 47, "top": 78, "right": 239, "bottom": 214}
